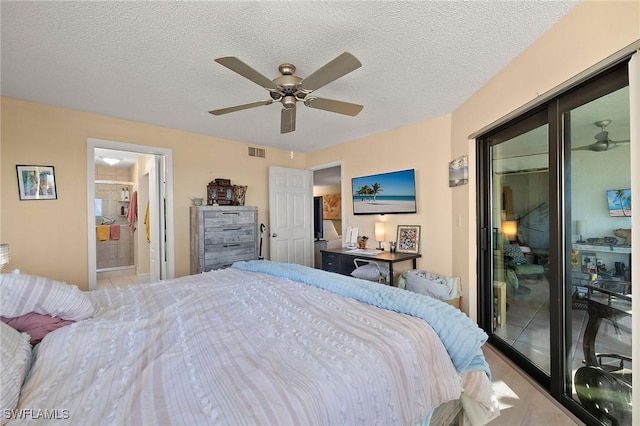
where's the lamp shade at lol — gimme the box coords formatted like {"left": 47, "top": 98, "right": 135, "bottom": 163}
{"left": 0, "top": 244, "right": 9, "bottom": 268}
{"left": 576, "top": 220, "right": 585, "bottom": 236}
{"left": 502, "top": 221, "right": 517, "bottom": 241}
{"left": 374, "top": 222, "right": 386, "bottom": 242}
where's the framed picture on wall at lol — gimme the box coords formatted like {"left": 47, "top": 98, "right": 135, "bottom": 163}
{"left": 396, "top": 225, "right": 421, "bottom": 253}
{"left": 16, "top": 165, "right": 57, "bottom": 200}
{"left": 448, "top": 155, "right": 468, "bottom": 187}
{"left": 322, "top": 193, "right": 342, "bottom": 220}
{"left": 580, "top": 252, "right": 597, "bottom": 274}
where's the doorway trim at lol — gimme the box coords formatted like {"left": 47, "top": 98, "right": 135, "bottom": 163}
{"left": 86, "top": 138, "right": 175, "bottom": 290}
{"left": 309, "top": 160, "right": 344, "bottom": 232}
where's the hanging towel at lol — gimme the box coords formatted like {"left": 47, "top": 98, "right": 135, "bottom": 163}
{"left": 109, "top": 224, "right": 120, "bottom": 240}
{"left": 144, "top": 201, "right": 150, "bottom": 242}
{"left": 96, "top": 225, "right": 109, "bottom": 241}
{"left": 127, "top": 191, "right": 138, "bottom": 234}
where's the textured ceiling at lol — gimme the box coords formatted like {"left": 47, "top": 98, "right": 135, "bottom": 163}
{"left": 1, "top": 1, "right": 579, "bottom": 153}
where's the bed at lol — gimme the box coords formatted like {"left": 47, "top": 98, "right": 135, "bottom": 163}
{"left": 1, "top": 261, "right": 499, "bottom": 425}
{"left": 323, "top": 220, "right": 343, "bottom": 249}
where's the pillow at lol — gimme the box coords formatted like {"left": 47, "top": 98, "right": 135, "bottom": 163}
{"left": 1, "top": 313, "right": 73, "bottom": 345}
{"left": 504, "top": 243, "right": 528, "bottom": 265}
{"left": 351, "top": 263, "right": 390, "bottom": 282}
{"left": 0, "top": 322, "right": 32, "bottom": 417}
{"left": 0, "top": 273, "right": 96, "bottom": 321}
{"left": 402, "top": 270, "right": 461, "bottom": 301}
{"left": 404, "top": 270, "right": 451, "bottom": 300}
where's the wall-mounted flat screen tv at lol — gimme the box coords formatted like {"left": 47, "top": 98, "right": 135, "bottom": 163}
{"left": 352, "top": 169, "right": 417, "bottom": 215}
{"left": 606, "top": 189, "right": 631, "bottom": 217}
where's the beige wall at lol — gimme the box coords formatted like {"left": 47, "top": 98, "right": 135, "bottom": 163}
{"left": 307, "top": 114, "right": 454, "bottom": 279}
{"left": 306, "top": 1, "right": 639, "bottom": 315}
{"left": 1, "top": 1, "right": 638, "bottom": 304}
{"left": 1, "top": 98, "right": 304, "bottom": 289}
{"left": 450, "top": 1, "right": 640, "bottom": 316}
{"left": 313, "top": 184, "right": 340, "bottom": 196}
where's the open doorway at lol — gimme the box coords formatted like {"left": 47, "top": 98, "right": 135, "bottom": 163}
{"left": 86, "top": 138, "right": 175, "bottom": 291}
{"left": 311, "top": 162, "right": 343, "bottom": 268}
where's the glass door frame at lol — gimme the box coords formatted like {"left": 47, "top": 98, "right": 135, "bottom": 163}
{"left": 476, "top": 63, "right": 629, "bottom": 423}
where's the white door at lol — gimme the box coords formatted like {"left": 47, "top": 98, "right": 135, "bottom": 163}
{"left": 268, "top": 166, "right": 313, "bottom": 266}
{"left": 148, "top": 155, "right": 167, "bottom": 281}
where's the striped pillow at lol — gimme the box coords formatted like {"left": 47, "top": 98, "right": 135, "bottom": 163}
{"left": 0, "top": 273, "right": 95, "bottom": 321}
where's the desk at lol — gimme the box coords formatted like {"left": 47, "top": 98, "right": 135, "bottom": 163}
{"left": 320, "top": 248, "right": 421, "bottom": 286}
{"left": 582, "top": 283, "right": 632, "bottom": 367}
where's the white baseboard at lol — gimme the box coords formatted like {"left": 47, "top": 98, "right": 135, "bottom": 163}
{"left": 137, "top": 273, "right": 150, "bottom": 284}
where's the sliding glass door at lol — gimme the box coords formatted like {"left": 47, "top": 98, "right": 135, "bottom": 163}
{"left": 478, "top": 63, "right": 631, "bottom": 423}
{"left": 489, "top": 112, "right": 551, "bottom": 374}
{"left": 563, "top": 76, "right": 631, "bottom": 425}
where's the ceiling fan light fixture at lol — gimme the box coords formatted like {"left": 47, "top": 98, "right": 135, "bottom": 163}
{"left": 594, "top": 119, "right": 612, "bottom": 129}
{"left": 210, "top": 52, "right": 363, "bottom": 133}
{"left": 282, "top": 95, "right": 297, "bottom": 109}
{"left": 572, "top": 119, "right": 630, "bottom": 153}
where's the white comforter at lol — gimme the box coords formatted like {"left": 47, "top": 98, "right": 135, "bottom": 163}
{"left": 15, "top": 268, "right": 494, "bottom": 425}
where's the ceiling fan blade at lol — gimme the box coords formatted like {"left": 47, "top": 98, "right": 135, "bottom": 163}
{"left": 299, "top": 52, "right": 361, "bottom": 92}
{"left": 304, "top": 97, "right": 363, "bottom": 116}
{"left": 209, "top": 100, "right": 273, "bottom": 115}
{"left": 572, "top": 145, "right": 595, "bottom": 151}
{"left": 281, "top": 107, "right": 296, "bottom": 133}
{"left": 215, "top": 57, "right": 279, "bottom": 91}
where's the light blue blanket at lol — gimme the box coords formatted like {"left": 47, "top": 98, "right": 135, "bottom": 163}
{"left": 232, "top": 260, "right": 490, "bottom": 377}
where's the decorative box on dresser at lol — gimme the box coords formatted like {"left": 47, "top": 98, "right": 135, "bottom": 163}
{"left": 190, "top": 206, "right": 258, "bottom": 274}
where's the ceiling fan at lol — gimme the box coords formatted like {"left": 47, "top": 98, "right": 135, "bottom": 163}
{"left": 573, "top": 119, "right": 630, "bottom": 152}
{"left": 209, "top": 52, "right": 363, "bottom": 134}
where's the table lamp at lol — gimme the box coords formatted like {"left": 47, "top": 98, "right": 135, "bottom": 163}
{"left": 502, "top": 221, "right": 517, "bottom": 242}
{"left": 374, "top": 222, "right": 386, "bottom": 250}
{"left": 0, "top": 244, "right": 9, "bottom": 272}
{"left": 576, "top": 220, "right": 585, "bottom": 243}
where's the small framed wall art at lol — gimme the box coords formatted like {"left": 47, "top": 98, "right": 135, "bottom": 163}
{"left": 16, "top": 165, "right": 57, "bottom": 200}
{"left": 396, "top": 225, "right": 421, "bottom": 254}
{"left": 449, "top": 155, "right": 468, "bottom": 187}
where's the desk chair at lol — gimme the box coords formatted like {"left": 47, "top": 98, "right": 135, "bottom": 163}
{"left": 574, "top": 366, "right": 631, "bottom": 426}
{"left": 503, "top": 243, "right": 545, "bottom": 297}
{"left": 351, "top": 258, "right": 389, "bottom": 284}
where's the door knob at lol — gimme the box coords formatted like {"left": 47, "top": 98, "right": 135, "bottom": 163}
{"left": 272, "top": 233, "right": 277, "bottom": 237}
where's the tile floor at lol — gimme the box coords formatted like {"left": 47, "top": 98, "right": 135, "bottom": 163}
{"left": 484, "top": 344, "right": 582, "bottom": 425}
{"left": 493, "top": 275, "right": 631, "bottom": 398}
{"left": 96, "top": 267, "right": 138, "bottom": 290}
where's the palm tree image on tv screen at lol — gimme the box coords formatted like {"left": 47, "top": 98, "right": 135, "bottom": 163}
{"left": 351, "top": 169, "right": 417, "bottom": 215}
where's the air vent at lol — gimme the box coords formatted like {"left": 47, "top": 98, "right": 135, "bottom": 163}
{"left": 248, "top": 147, "right": 266, "bottom": 158}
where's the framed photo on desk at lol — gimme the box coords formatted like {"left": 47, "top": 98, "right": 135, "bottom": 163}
{"left": 396, "top": 225, "right": 420, "bottom": 254}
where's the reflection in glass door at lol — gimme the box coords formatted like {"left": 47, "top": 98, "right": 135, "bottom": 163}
{"left": 490, "top": 114, "right": 550, "bottom": 374}
{"left": 565, "top": 85, "right": 632, "bottom": 424}
{"left": 479, "top": 62, "right": 632, "bottom": 423}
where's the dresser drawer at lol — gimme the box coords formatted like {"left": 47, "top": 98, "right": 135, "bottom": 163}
{"left": 202, "top": 246, "right": 257, "bottom": 271}
{"left": 203, "top": 226, "right": 255, "bottom": 245}
{"left": 203, "top": 210, "right": 255, "bottom": 227}
{"left": 190, "top": 206, "right": 258, "bottom": 275}
{"left": 321, "top": 251, "right": 357, "bottom": 276}
{"left": 203, "top": 241, "right": 255, "bottom": 255}
{"left": 322, "top": 252, "right": 340, "bottom": 273}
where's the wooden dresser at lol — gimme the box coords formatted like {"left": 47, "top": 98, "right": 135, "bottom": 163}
{"left": 190, "top": 206, "right": 258, "bottom": 274}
